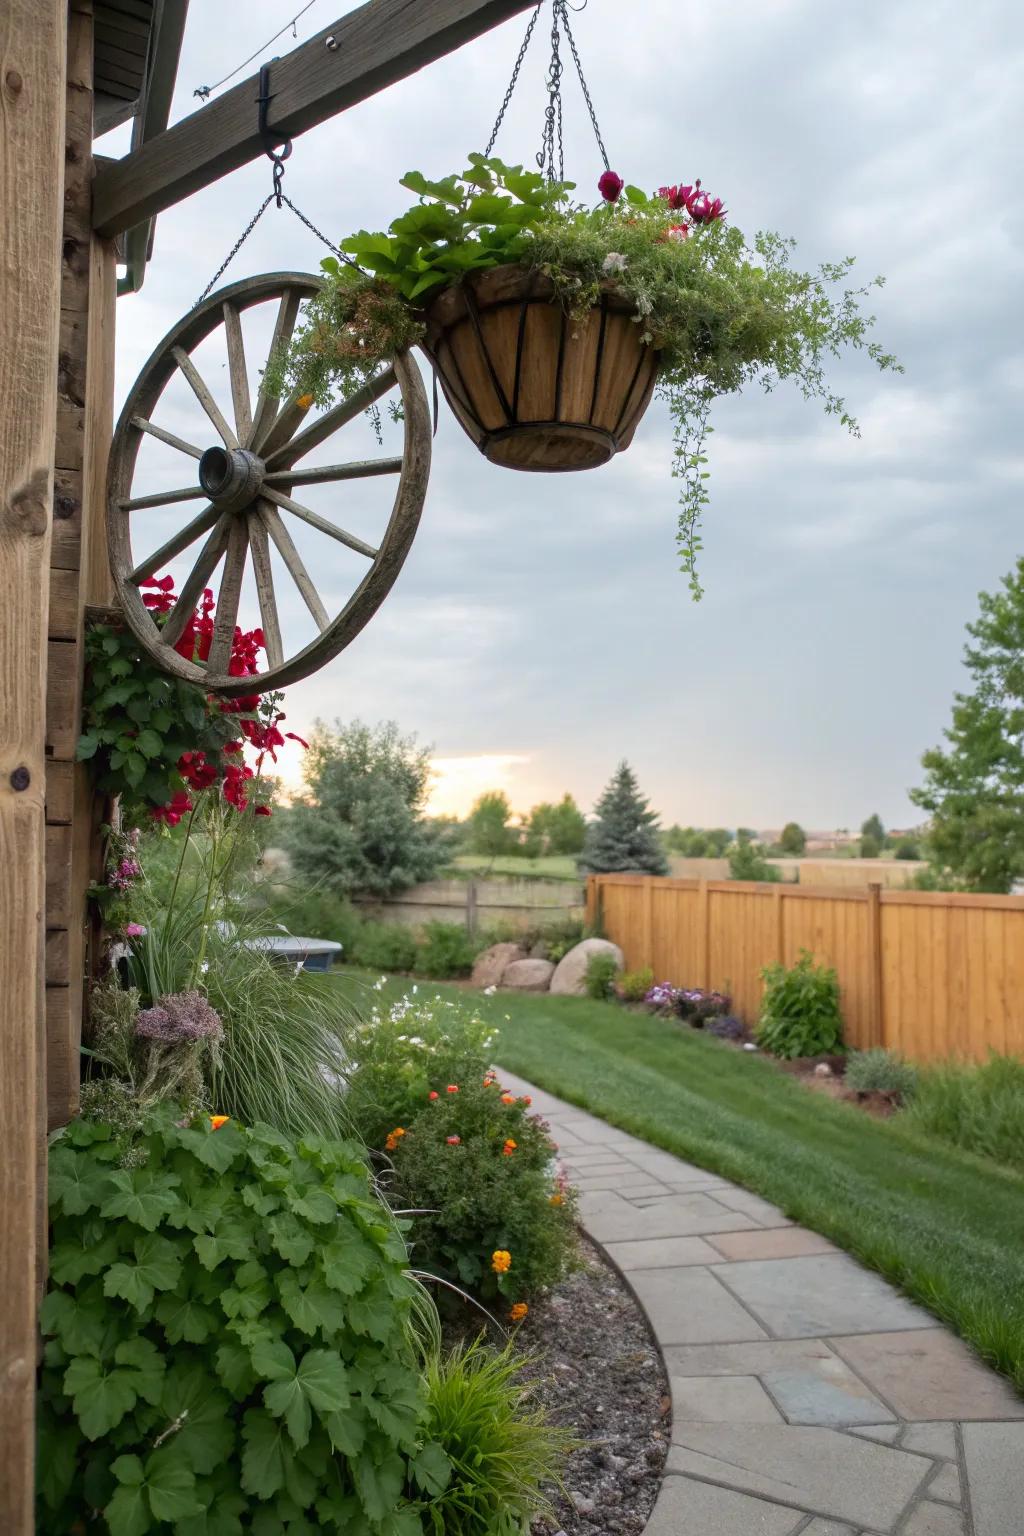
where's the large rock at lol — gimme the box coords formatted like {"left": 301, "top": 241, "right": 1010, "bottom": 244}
{"left": 550, "top": 937, "right": 624, "bottom": 996}
{"left": 502, "top": 958, "right": 555, "bottom": 992}
{"left": 471, "top": 942, "right": 526, "bottom": 989}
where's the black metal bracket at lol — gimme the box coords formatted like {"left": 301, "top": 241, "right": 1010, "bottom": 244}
{"left": 257, "top": 60, "right": 292, "bottom": 206}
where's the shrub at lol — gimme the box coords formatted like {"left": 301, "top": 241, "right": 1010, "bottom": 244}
{"left": 675, "top": 987, "right": 731, "bottom": 1024}
{"left": 644, "top": 981, "right": 681, "bottom": 1012}
{"left": 615, "top": 967, "right": 655, "bottom": 1003}
{"left": 422, "top": 1338, "right": 571, "bottom": 1535}
{"left": 418, "top": 922, "right": 478, "bottom": 980}
{"left": 757, "top": 950, "right": 844, "bottom": 1059}
{"left": 352, "top": 921, "right": 420, "bottom": 974}
{"left": 584, "top": 951, "right": 619, "bottom": 1000}
{"left": 844, "top": 1048, "right": 918, "bottom": 1099}
{"left": 894, "top": 840, "right": 922, "bottom": 861}
{"left": 705, "top": 1015, "right": 748, "bottom": 1043}
{"left": 905, "top": 1054, "right": 1024, "bottom": 1173}
{"left": 38, "top": 1106, "right": 441, "bottom": 1535}
{"left": 386, "top": 1077, "right": 577, "bottom": 1305}
{"left": 345, "top": 992, "right": 499, "bottom": 1153}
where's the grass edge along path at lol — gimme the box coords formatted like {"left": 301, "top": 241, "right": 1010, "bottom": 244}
{"left": 330, "top": 970, "right": 1024, "bottom": 1395}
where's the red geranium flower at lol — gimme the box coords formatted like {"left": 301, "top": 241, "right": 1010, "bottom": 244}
{"left": 151, "top": 790, "right": 194, "bottom": 827}
{"left": 598, "top": 170, "right": 624, "bottom": 203}
{"left": 658, "top": 183, "right": 694, "bottom": 210}
{"left": 177, "top": 750, "right": 218, "bottom": 792}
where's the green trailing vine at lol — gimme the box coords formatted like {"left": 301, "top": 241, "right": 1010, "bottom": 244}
{"left": 272, "top": 155, "right": 901, "bottom": 598}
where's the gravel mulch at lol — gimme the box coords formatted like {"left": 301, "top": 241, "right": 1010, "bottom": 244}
{"left": 523, "top": 1237, "right": 669, "bottom": 1535}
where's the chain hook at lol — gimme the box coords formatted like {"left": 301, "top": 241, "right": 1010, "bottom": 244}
{"left": 257, "top": 60, "right": 293, "bottom": 207}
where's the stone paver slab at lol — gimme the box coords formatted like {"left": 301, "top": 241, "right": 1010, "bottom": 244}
{"left": 901, "top": 1422, "right": 958, "bottom": 1461}
{"left": 927, "top": 1461, "right": 962, "bottom": 1503}
{"left": 901, "top": 1503, "right": 966, "bottom": 1536}
{"left": 671, "top": 1374, "right": 783, "bottom": 1422}
{"left": 706, "top": 1228, "right": 838, "bottom": 1261}
{"left": 667, "top": 1423, "right": 931, "bottom": 1530}
{"left": 663, "top": 1338, "right": 841, "bottom": 1378}
{"left": 801, "top": 1523, "right": 857, "bottom": 1536}
{"left": 604, "top": 1236, "right": 722, "bottom": 1271}
{"left": 761, "top": 1360, "right": 895, "bottom": 1426}
{"left": 628, "top": 1268, "right": 767, "bottom": 1345}
{"left": 832, "top": 1332, "right": 1024, "bottom": 1422}
{"left": 851, "top": 1423, "right": 902, "bottom": 1444}
{"left": 712, "top": 1188, "right": 794, "bottom": 1225}
{"left": 645, "top": 1473, "right": 805, "bottom": 1535}
{"left": 717, "top": 1254, "right": 934, "bottom": 1337}
{"left": 962, "top": 1422, "right": 1024, "bottom": 1536}
{"left": 580, "top": 1192, "right": 760, "bottom": 1243}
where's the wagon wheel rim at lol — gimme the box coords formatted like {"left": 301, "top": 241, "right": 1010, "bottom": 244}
{"left": 107, "top": 272, "right": 431, "bottom": 696}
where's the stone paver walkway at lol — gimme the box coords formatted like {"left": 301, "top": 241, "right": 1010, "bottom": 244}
{"left": 499, "top": 1070, "right": 1024, "bottom": 1536}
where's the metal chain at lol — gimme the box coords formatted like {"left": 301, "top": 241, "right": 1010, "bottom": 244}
{"left": 561, "top": 4, "right": 610, "bottom": 171}
{"left": 538, "top": 0, "right": 565, "bottom": 181}
{"left": 193, "top": 194, "right": 275, "bottom": 307}
{"left": 485, "top": 2, "right": 543, "bottom": 156}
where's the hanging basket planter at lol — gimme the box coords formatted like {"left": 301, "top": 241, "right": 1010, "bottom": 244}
{"left": 420, "top": 265, "right": 659, "bottom": 473}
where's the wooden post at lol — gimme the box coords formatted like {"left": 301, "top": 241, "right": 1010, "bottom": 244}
{"left": 867, "top": 881, "right": 884, "bottom": 1048}
{"left": 697, "top": 880, "right": 710, "bottom": 988}
{"left": 46, "top": 0, "right": 118, "bottom": 1130}
{"left": 773, "top": 884, "right": 785, "bottom": 964}
{"left": 0, "top": 2, "right": 68, "bottom": 1525}
{"left": 466, "top": 878, "right": 478, "bottom": 939}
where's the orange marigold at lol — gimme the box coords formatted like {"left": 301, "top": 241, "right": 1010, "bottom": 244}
{"left": 549, "top": 1193, "right": 564, "bottom": 1206}
{"left": 384, "top": 1126, "right": 406, "bottom": 1152}
{"left": 209, "top": 1114, "right": 230, "bottom": 1131}
{"left": 510, "top": 1302, "right": 529, "bottom": 1323}
{"left": 502, "top": 1139, "right": 517, "bottom": 1157}
{"left": 500, "top": 1093, "right": 515, "bottom": 1105}
{"left": 491, "top": 1249, "right": 512, "bottom": 1274}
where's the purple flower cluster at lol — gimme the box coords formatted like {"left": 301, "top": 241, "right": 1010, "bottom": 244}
{"left": 677, "top": 987, "right": 731, "bottom": 1022}
{"left": 108, "top": 856, "right": 143, "bottom": 893}
{"left": 135, "top": 990, "right": 223, "bottom": 1045}
{"left": 644, "top": 981, "right": 682, "bottom": 1009}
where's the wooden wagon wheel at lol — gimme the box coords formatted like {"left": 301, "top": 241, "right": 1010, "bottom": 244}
{"left": 108, "top": 272, "right": 431, "bottom": 696}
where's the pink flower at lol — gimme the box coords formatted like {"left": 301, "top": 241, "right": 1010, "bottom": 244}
{"left": 446, "top": 1135, "right": 461, "bottom": 1146}
{"left": 688, "top": 181, "right": 726, "bottom": 223}
{"left": 658, "top": 183, "right": 694, "bottom": 210}
{"left": 598, "top": 170, "right": 624, "bottom": 204}
{"left": 124, "top": 923, "right": 145, "bottom": 938}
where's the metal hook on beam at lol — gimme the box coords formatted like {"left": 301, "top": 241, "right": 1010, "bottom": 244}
{"left": 257, "top": 60, "right": 293, "bottom": 206}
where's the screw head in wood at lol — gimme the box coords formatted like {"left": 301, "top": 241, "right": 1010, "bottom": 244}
{"left": 10, "top": 767, "right": 30, "bottom": 791}
{"left": 325, "top": 34, "right": 339, "bottom": 50}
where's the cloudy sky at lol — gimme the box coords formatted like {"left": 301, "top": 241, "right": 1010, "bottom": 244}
{"left": 103, "top": 0, "right": 1024, "bottom": 829}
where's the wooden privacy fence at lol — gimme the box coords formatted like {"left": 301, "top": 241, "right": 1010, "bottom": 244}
{"left": 585, "top": 875, "right": 1024, "bottom": 1063}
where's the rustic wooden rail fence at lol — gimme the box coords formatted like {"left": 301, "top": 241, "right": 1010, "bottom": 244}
{"left": 585, "top": 875, "right": 1024, "bottom": 1063}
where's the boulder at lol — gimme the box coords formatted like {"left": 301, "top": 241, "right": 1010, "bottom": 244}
{"left": 550, "top": 938, "right": 624, "bottom": 997}
{"left": 502, "top": 958, "right": 556, "bottom": 992}
{"left": 471, "top": 942, "right": 526, "bottom": 989}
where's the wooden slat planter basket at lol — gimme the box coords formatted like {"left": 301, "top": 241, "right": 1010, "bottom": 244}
{"left": 421, "top": 265, "right": 660, "bottom": 472}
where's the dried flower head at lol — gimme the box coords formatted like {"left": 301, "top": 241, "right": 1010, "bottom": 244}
{"left": 135, "top": 990, "right": 223, "bottom": 1044}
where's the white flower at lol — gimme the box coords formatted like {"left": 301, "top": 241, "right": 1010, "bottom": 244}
{"left": 200, "top": 961, "right": 209, "bottom": 975}
{"left": 483, "top": 985, "right": 497, "bottom": 997}
{"left": 602, "top": 251, "right": 628, "bottom": 275}
{"left": 411, "top": 984, "right": 418, "bottom": 994}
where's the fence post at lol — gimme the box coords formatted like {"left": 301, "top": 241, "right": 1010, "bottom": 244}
{"left": 642, "top": 878, "right": 654, "bottom": 970}
{"left": 773, "top": 885, "right": 785, "bottom": 964}
{"left": 867, "top": 882, "right": 884, "bottom": 1047}
{"left": 698, "top": 880, "right": 710, "bottom": 988}
{"left": 465, "top": 879, "right": 478, "bottom": 938}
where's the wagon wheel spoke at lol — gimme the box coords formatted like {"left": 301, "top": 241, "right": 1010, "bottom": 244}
{"left": 132, "top": 416, "right": 203, "bottom": 460}
{"left": 257, "top": 498, "right": 330, "bottom": 631}
{"left": 222, "top": 302, "right": 253, "bottom": 443}
{"left": 263, "top": 487, "right": 378, "bottom": 560}
{"left": 247, "top": 513, "right": 285, "bottom": 668}
{"left": 160, "top": 516, "right": 232, "bottom": 650}
{"left": 248, "top": 289, "right": 302, "bottom": 448}
{"left": 262, "top": 457, "right": 403, "bottom": 489}
{"left": 264, "top": 365, "right": 398, "bottom": 470}
{"left": 171, "top": 345, "right": 239, "bottom": 449}
{"left": 120, "top": 484, "right": 207, "bottom": 512}
{"left": 255, "top": 383, "right": 321, "bottom": 461}
{"left": 129, "top": 503, "right": 221, "bottom": 584}
{"left": 206, "top": 517, "right": 249, "bottom": 675}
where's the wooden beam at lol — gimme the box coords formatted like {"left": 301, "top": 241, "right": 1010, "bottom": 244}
{"left": 0, "top": 2, "right": 68, "bottom": 1527}
{"left": 93, "top": 0, "right": 537, "bottom": 236}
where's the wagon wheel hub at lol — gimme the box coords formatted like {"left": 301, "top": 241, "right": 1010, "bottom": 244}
{"left": 198, "top": 446, "right": 264, "bottom": 513}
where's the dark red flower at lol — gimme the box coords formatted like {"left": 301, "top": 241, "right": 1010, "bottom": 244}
{"left": 658, "top": 183, "right": 694, "bottom": 210}
{"left": 688, "top": 180, "right": 726, "bottom": 223}
{"left": 177, "top": 750, "right": 218, "bottom": 792}
{"left": 222, "top": 761, "right": 254, "bottom": 812}
{"left": 285, "top": 732, "right": 309, "bottom": 750}
{"left": 254, "top": 805, "right": 272, "bottom": 817}
{"left": 598, "top": 170, "right": 624, "bottom": 203}
{"left": 151, "top": 790, "right": 194, "bottom": 827}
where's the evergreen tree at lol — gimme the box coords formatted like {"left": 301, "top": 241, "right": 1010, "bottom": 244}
{"left": 728, "top": 839, "right": 781, "bottom": 882}
{"left": 861, "top": 812, "right": 885, "bottom": 844}
{"left": 579, "top": 763, "right": 669, "bottom": 876}
{"left": 911, "top": 557, "right": 1024, "bottom": 892}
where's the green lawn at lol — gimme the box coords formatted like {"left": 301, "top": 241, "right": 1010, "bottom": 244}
{"left": 330, "top": 968, "right": 1024, "bottom": 1392}
{"left": 445, "top": 854, "right": 581, "bottom": 883}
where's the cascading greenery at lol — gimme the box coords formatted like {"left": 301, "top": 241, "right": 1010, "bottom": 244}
{"left": 271, "top": 154, "right": 900, "bottom": 596}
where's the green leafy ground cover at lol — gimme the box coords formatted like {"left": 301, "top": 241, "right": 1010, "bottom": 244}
{"left": 331, "top": 971, "right": 1024, "bottom": 1392}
